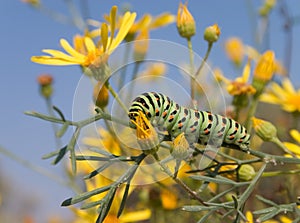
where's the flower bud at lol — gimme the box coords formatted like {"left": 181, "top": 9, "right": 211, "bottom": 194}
{"left": 93, "top": 82, "right": 109, "bottom": 109}
{"left": 259, "top": 0, "right": 276, "bottom": 17}
{"left": 171, "top": 133, "right": 190, "bottom": 160}
{"left": 133, "top": 111, "right": 159, "bottom": 155}
{"left": 176, "top": 3, "right": 196, "bottom": 38}
{"left": 238, "top": 164, "right": 256, "bottom": 181}
{"left": 37, "top": 74, "right": 53, "bottom": 98}
{"left": 252, "top": 117, "right": 277, "bottom": 142}
{"left": 252, "top": 50, "right": 276, "bottom": 96}
{"left": 204, "top": 24, "right": 221, "bottom": 43}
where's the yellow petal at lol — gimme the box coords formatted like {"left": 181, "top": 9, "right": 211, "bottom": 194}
{"left": 259, "top": 94, "right": 281, "bottom": 104}
{"left": 283, "top": 142, "right": 300, "bottom": 155}
{"left": 42, "top": 49, "right": 83, "bottom": 63}
{"left": 241, "top": 59, "right": 251, "bottom": 83}
{"left": 282, "top": 78, "right": 296, "bottom": 94}
{"left": 109, "top": 6, "right": 117, "bottom": 49}
{"left": 150, "top": 13, "right": 175, "bottom": 29}
{"left": 109, "top": 12, "right": 136, "bottom": 53}
{"left": 60, "top": 39, "right": 85, "bottom": 60}
{"left": 31, "top": 56, "right": 81, "bottom": 65}
{"left": 246, "top": 211, "right": 253, "bottom": 223}
{"left": 119, "top": 209, "right": 151, "bottom": 222}
{"left": 269, "top": 82, "right": 287, "bottom": 99}
{"left": 132, "top": 14, "right": 152, "bottom": 32}
{"left": 84, "top": 37, "right": 96, "bottom": 53}
{"left": 101, "top": 23, "right": 109, "bottom": 52}
{"left": 290, "top": 129, "right": 300, "bottom": 144}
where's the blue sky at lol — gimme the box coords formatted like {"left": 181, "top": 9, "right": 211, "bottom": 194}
{"left": 0, "top": 0, "right": 299, "bottom": 221}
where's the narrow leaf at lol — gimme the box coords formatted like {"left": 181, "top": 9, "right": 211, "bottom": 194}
{"left": 51, "top": 145, "right": 68, "bottom": 164}
{"left": 61, "top": 185, "right": 111, "bottom": 206}
{"left": 56, "top": 122, "right": 69, "bottom": 138}
{"left": 117, "top": 183, "right": 130, "bottom": 217}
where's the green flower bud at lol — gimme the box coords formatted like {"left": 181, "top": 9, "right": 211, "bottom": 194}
{"left": 252, "top": 117, "right": 278, "bottom": 142}
{"left": 204, "top": 24, "right": 221, "bottom": 43}
{"left": 37, "top": 74, "right": 53, "bottom": 98}
{"left": 238, "top": 164, "right": 256, "bottom": 181}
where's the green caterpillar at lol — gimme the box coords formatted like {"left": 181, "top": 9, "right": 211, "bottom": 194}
{"left": 128, "top": 92, "right": 250, "bottom": 150}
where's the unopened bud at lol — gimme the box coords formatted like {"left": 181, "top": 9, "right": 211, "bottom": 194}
{"left": 176, "top": 3, "right": 196, "bottom": 39}
{"left": 252, "top": 50, "right": 276, "bottom": 96}
{"left": 37, "top": 74, "right": 53, "bottom": 98}
{"left": 93, "top": 82, "right": 109, "bottom": 108}
{"left": 252, "top": 117, "right": 277, "bottom": 142}
{"left": 204, "top": 24, "right": 221, "bottom": 44}
{"left": 238, "top": 164, "right": 256, "bottom": 181}
{"left": 171, "top": 133, "right": 190, "bottom": 160}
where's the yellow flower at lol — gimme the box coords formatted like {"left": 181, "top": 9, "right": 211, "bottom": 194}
{"left": 131, "top": 111, "right": 159, "bottom": 155}
{"left": 82, "top": 127, "right": 122, "bottom": 156}
{"left": 245, "top": 211, "right": 280, "bottom": 223}
{"left": 283, "top": 129, "right": 300, "bottom": 157}
{"left": 139, "top": 62, "right": 167, "bottom": 77}
{"left": 224, "top": 37, "right": 244, "bottom": 66}
{"left": 160, "top": 188, "right": 178, "bottom": 210}
{"left": 260, "top": 78, "right": 300, "bottom": 113}
{"left": 103, "top": 11, "right": 174, "bottom": 42}
{"left": 129, "top": 13, "right": 175, "bottom": 36}
{"left": 176, "top": 2, "right": 196, "bottom": 38}
{"left": 216, "top": 61, "right": 256, "bottom": 96}
{"left": 253, "top": 50, "right": 276, "bottom": 82}
{"left": 31, "top": 6, "right": 136, "bottom": 67}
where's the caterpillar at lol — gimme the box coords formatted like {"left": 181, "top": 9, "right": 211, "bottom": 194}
{"left": 128, "top": 92, "right": 250, "bottom": 150}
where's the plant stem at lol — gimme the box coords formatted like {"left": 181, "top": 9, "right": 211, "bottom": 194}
{"left": 187, "top": 38, "right": 195, "bottom": 102}
{"left": 195, "top": 42, "right": 213, "bottom": 78}
{"left": 105, "top": 81, "right": 128, "bottom": 113}
{"left": 46, "top": 98, "right": 62, "bottom": 149}
{"left": 245, "top": 96, "right": 259, "bottom": 130}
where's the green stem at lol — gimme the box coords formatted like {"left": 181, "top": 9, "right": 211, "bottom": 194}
{"left": 195, "top": 42, "right": 213, "bottom": 78}
{"left": 46, "top": 98, "right": 62, "bottom": 149}
{"left": 262, "top": 169, "right": 300, "bottom": 178}
{"left": 245, "top": 96, "right": 259, "bottom": 130}
{"left": 187, "top": 38, "right": 195, "bottom": 102}
{"left": 270, "top": 137, "right": 297, "bottom": 157}
{"left": 105, "top": 81, "right": 128, "bottom": 113}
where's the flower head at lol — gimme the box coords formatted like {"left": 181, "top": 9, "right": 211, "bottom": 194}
{"left": 215, "top": 61, "right": 256, "bottom": 96}
{"left": 31, "top": 6, "right": 136, "bottom": 67}
{"left": 176, "top": 2, "right": 196, "bottom": 38}
{"left": 93, "top": 82, "right": 109, "bottom": 108}
{"left": 224, "top": 37, "right": 244, "bottom": 66}
{"left": 131, "top": 111, "right": 159, "bottom": 155}
{"left": 253, "top": 50, "right": 276, "bottom": 82}
{"left": 260, "top": 78, "right": 300, "bottom": 113}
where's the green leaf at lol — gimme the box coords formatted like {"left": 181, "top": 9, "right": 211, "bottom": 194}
{"left": 81, "top": 200, "right": 103, "bottom": 210}
{"left": 51, "top": 145, "right": 68, "bottom": 164}
{"left": 83, "top": 162, "right": 113, "bottom": 180}
{"left": 61, "top": 185, "right": 111, "bottom": 206}
{"left": 56, "top": 122, "right": 69, "bottom": 138}
{"left": 182, "top": 205, "right": 218, "bottom": 212}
